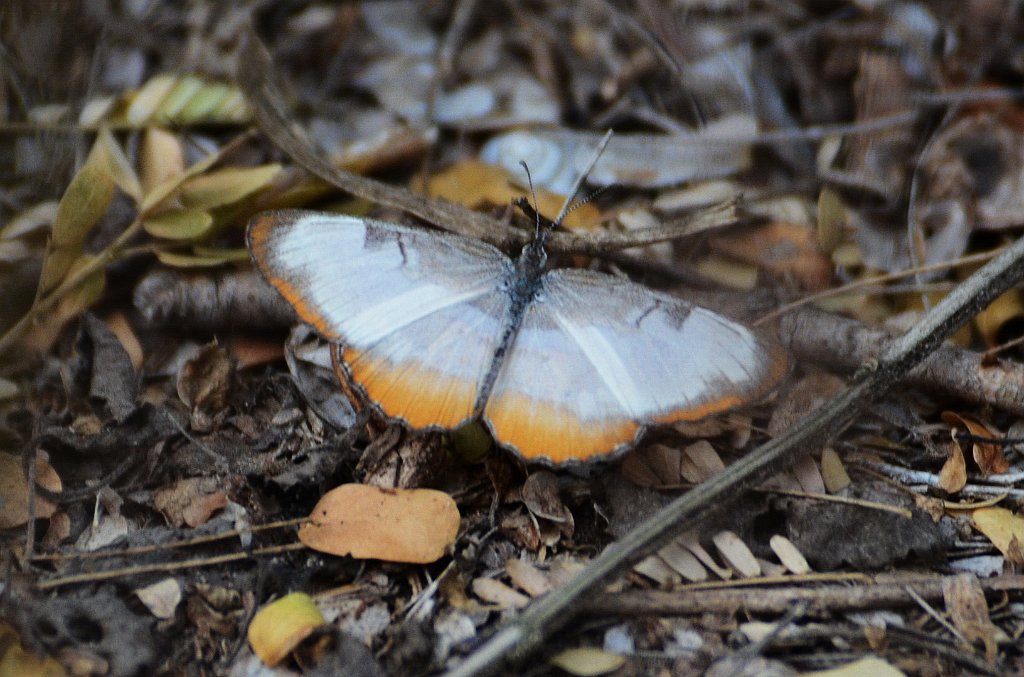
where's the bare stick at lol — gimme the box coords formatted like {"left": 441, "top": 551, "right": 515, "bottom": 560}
{"left": 445, "top": 233, "right": 1024, "bottom": 676}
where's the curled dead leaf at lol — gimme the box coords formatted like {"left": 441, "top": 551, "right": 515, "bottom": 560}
{"left": 941, "top": 411, "right": 1009, "bottom": 476}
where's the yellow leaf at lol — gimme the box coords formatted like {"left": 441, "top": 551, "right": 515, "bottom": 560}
{"left": 299, "top": 484, "right": 460, "bottom": 563}
{"left": 143, "top": 209, "right": 214, "bottom": 241}
{"left": 52, "top": 161, "right": 115, "bottom": 249}
{"left": 140, "top": 127, "right": 185, "bottom": 195}
{"left": 549, "top": 648, "right": 626, "bottom": 677}
{"left": 0, "top": 642, "right": 68, "bottom": 677}
{"left": 155, "top": 247, "right": 248, "bottom": 268}
{"left": 426, "top": 160, "right": 601, "bottom": 231}
{"left": 139, "top": 148, "right": 223, "bottom": 215}
{"left": 179, "top": 164, "right": 282, "bottom": 210}
{"left": 802, "top": 656, "right": 905, "bottom": 677}
{"left": 89, "top": 127, "right": 142, "bottom": 201}
{"left": 153, "top": 75, "right": 205, "bottom": 122}
{"left": 124, "top": 73, "right": 177, "bottom": 125}
{"left": 176, "top": 82, "right": 232, "bottom": 124}
{"left": 247, "top": 592, "right": 325, "bottom": 667}
{"left": 972, "top": 507, "right": 1024, "bottom": 558}
{"left": 816, "top": 187, "right": 846, "bottom": 254}
{"left": 21, "top": 258, "right": 105, "bottom": 354}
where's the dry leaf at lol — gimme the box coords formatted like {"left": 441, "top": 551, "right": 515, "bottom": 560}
{"left": 680, "top": 440, "right": 725, "bottom": 484}
{"left": 620, "top": 443, "right": 681, "bottom": 487}
{"left": 792, "top": 454, "right": 825, "bottom": 494}
{"left": 549, "top": 647, "right": 626, "bottom": 677}
{"left": 103, "top": 311, "right": 144, "bottom": 372}
{"left": 299, "top": 484, "right": 460, "bottom": 563}
{"left": 247, "top": 592, "right": 325, "bottom": 667}
{"left": 801, "top": 656, "right": 905, "bottom": 677}
{"left": 820, "top": 448, "right": 851, "bottom": 493}
{"left": 471, "top": 578, "right": 529, "bottom": 609}
{"left": 971, "top": 507, "right": 1024, "bottom": 560}
{"left": 816, "top": 187, "right": 846, "bottom": 254}
{"left": 941, "top": 573, "right": 1008, "bottom": 662}
{"left": 679, "top": 531, "right": 732, "bottom": 580}
{"left": 633, "top": 555, "right": 682, "bottom": 586}
{"left": 709, "top": 221, "right": 833, "bottom": 291}
{"left": 0, "top": 623, "right": 68, "bottom": 677}
{"left": 0, "top": 451, "right": 61, "bottom": 529}
{"left": 712, "top": 530, "right": 761, "bottom": 578}
{"left": 179, "top": 164, "right": 282, "bottom": 210}
{"left": 425, "top": 160, "right": 600, "bottom": 231}
{"left": 506, "top": 558, "right": 553, "bottom": 597}
{"left": 768, "top": 373, "right": 846, "bottom": 437}
{"left": 153, "top": 477, "right": 228, "bottom": 528}
{"left": 937, "top": 440, "right": 967, "bottom": 495}
{"left": 769, "top": 535, "right": 811, "bottom": 575}
{"left": 135, "top": 577, "right": 182, "bottom": 620}
{"left": 658, "top": 539, "right": 709, "bottom": 582}
{"left": 140, "top": 127, "right": 185, "bottom": 195}
{"left": 941, "top": 411, "right": 1009, "bottom": 476}
{"left": 176, "top": 341, "right": 235, "bottom": 430}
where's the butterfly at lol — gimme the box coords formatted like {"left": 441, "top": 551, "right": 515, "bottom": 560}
{"left": 247, "top": 209, "right": 787, "bottom": 465}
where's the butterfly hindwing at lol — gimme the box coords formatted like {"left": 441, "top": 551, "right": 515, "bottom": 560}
{"left": 483, "top": 268, "right": 786, "bottom": 463}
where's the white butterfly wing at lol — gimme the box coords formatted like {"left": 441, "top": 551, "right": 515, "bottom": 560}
{"left": 483, "top": 268, "right": 787, "bottom": 463}
{"left": 248, "top": 210, "right": 513, "bottom": 428}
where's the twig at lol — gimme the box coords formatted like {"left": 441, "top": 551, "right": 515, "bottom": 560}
{"left": 903, "top": 585, "right": 967, "bottom": 644}
{"left": 0, "top": 218, "right": 144, "bottom": 358}
{"left": 778, "top": 305, "right": 1024, "bottom": 417}
{"left": 236, "top": 31, "right": 742, "bottom": 257}
{"left": 35, "top": 542, "right": 306, "bottom": 590}
{"left": 577, "top": 574, "right": 1024, "bottom": 617}
{"left": 754, "top": 247, "right": 1004, "bottom": 326}
{"left": 445, "top": 232, "right": 1024, "bottom": 676}
{"left": 30, "top": 517, "right": 308, "bottom": 561}
{"left": 754, "top": 487, "right": 914, "bottom": 518}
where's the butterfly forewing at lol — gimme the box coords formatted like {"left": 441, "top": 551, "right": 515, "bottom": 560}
{"left": 248, "top": 210, "right": 514, "bottom": 428}
{"left": 483, "top": 268, "right": 787, "bottom": 463}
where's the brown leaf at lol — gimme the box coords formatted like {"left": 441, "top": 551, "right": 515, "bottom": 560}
{"left": 177, "top": 342, "right": 235, "bottom": 430}
{"left": 972, "top": 507, "right": 1024, "bottom": 561}
{"left": 0, "top": 451, "right": 61, "bottom": 529}
{"left": 942, "top": 573, "right": 1007, "bottom": 662}
{"left": 709, "top": 221, "right": 834, "bottom": 291}
{"left": 937, "top": 440, "right": 967, "bottom": 495}
{"left": 941, "top": 411, "right": 1009, "bottom": 476}
{"left": 153, "top": 477, "right": 227, "bottom": 528}
{"left": 299, "top": 483, "right": 460, "bottom": 563}
{"left": 505, "top": 558, "right": 553, "bottom": 598}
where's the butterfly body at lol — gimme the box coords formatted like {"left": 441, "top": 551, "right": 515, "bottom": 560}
{"left": 248, "top": 210, "right": 787, "bottom": 465}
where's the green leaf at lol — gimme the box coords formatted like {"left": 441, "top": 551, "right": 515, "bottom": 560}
{"left": 180, "top": 164, "right": 282, "bottom": 210}
{"left": 52, "top": 162, "right": 115, "bottom": 249}
{"left": 155, "top": 249, "right": 242, "bottom": 268}
{"left": 90, "top": 127, "right": 142, "bottom": 202}
{"left": 143, "top": 209, "right": 214, "bottom": 241}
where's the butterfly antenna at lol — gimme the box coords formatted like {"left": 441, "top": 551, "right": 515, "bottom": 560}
{"left": 553, "top": 128, "right": 613, "bottom": 227}
{"left": 519, "top": 160, "right": 543, "bottom": 239}
{"left": 562, "top": 183, "right": 618, "bottom": 219}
